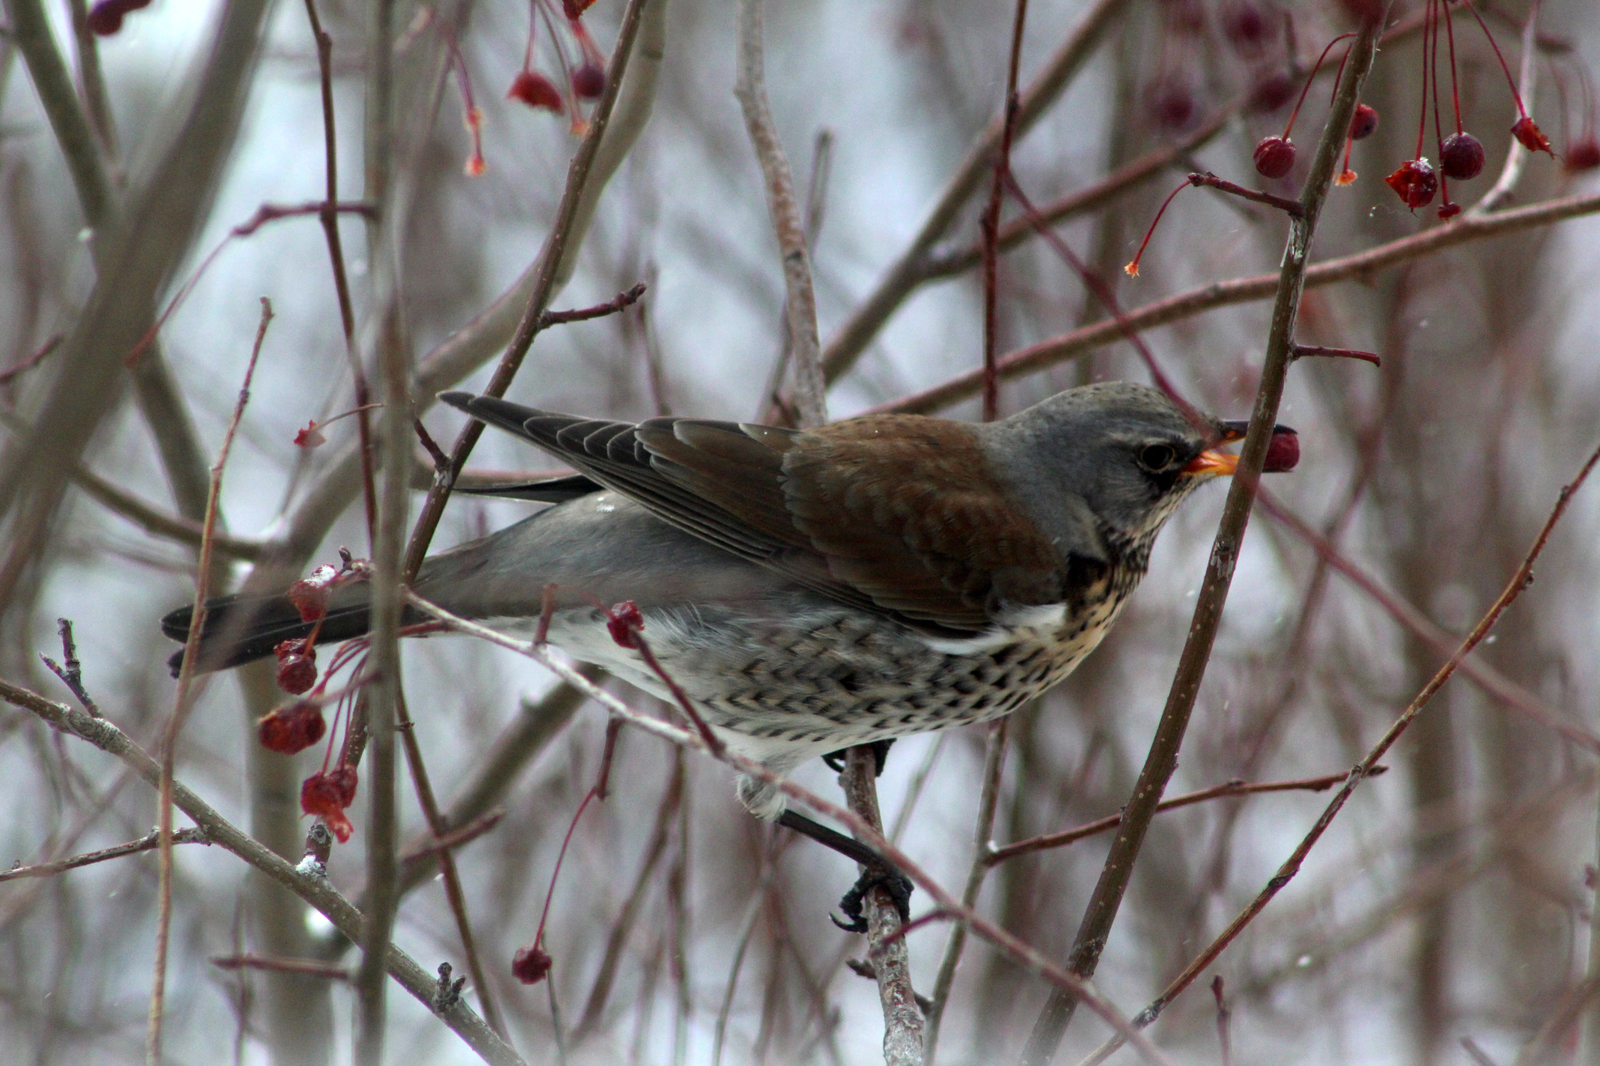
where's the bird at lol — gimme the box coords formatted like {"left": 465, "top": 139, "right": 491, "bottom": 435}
{"left": 164, "top": 382, "right": 1292, "bottom": 879}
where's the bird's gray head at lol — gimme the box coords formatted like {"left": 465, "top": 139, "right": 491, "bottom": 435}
{"left": 982, "top": 381, "right": 1235, "bottom": 550}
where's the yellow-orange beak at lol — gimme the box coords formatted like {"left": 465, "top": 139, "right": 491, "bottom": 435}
{"left": 1183, "top": 449, "right": 1240, "bottom": 477}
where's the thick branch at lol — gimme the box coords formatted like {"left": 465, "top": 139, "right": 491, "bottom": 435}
{"left": 1020, "top": 10, "right": 1393, "bottom": 1063}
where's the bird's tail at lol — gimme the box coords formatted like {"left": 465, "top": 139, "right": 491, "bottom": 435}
{"left": 160, "top": 588, "right": 378, "bottom": 678}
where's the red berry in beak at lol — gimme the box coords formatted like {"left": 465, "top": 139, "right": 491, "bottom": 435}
{"left": 1385, "top": 158, "right": 1438, "bottom": 210}
{"left": 1440, "top": 132, "right": 1485, "bottom": 180}
{"left": 1253, "top": 136, "right": 1296, "bottom": 179}
{"left": 1263, "top": 427, "right": 1299, "bottom": 473}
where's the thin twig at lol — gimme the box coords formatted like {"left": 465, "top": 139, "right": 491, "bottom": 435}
{"left": 923, "top": 718, "right": 1008, "bottom": 1064}
{"left": 0, "top": 332, "right": 63, "bottom": 385}
{"left": 154, "top": 297, "right": 273, "bottom": 1065}
{"left": 874, "top": 189, "right": 1600, "bottom": 416}
{"left": 978, "top": 0, "right": 1028, "bottom": 422}
{"left": 819, "top": 0, "right": 1123, "bottom": 383}
{"left": 358, "top": 0, "right": 406, "bottom": 1048}
{"left": 987, "top": 768, "right": 1387, "bottom": 865}
{"left": 1186, "top": 171, "right": 1303, "bottom": 216}
{"left": 0, "top": 827, "right": 209, "bottom": 882}
{"left": 0, "top": 680, "right": 523, "bottom": 1066}
{"left": 209, "top": 955, "right": 351, "bottom": 981}
{"left": 1020, "top": 11, "right": 1392, "bottom": 1062}
{"left": 1074, "top": 440, "right": 1600, "bottom": 1066}
{"left": 842, "top": 746, "right": 924, "bottom": 1066}
{"left": 734, "top": 0, "right": 825, "bottom": 428}
{"left": 394, "top": 691, "right": 509, "bottom": 1039}
{"left": 40, "top": 617, "right": 99, "bottom": 717}
{"left": 304, "top": 0, "right": 379, "bottom": 548}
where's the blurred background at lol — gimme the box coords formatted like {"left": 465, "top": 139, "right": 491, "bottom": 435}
{"left": 2, "top": 0, "right": 1599, "bottom": 1063}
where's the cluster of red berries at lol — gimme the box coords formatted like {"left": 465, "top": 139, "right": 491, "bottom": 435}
{"left": 507, "top": 0, "right": 608, "bottom": 120}
{"left": 254, "top": 559, "right": 371, "bottom": 844}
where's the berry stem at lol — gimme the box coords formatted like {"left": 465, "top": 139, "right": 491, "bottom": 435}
{"left": 1416, "top": 0, "right": 1432, "bottom": 158}
{"left": 1459, "top": 0, "right": 1531, "bottom": 118}
{"left": 1283, "top": 32, "right": 1357, "bottom": 139}
{"left": 1443, "top": 0, "right": 1463, "bottom": 133}
{"left": 1124, "top": 179, "right": 1189, "bottom": 277}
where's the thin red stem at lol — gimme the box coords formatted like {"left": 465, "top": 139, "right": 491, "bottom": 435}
{"left": 1124, "top": 179, "right": 1190, "bottom": 278}
{"left": 1459, "top": 0, "right": 1530, "bottom": 118}
{"left": 1283, "top": 32, "right": 1356, "bottom": 139}
{"left": 1443, "top": 0, "right": 1463, "bottom": 133}
{"left": 1416, "top": 0, "right": 1432, "bottom": 158}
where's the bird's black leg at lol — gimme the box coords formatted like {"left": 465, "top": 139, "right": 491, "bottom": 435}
{"left": 775, "top": 808, "right": 913, "bottom": 933}
{"left": 822, "top": 737, "right": 895, "bottom": 775}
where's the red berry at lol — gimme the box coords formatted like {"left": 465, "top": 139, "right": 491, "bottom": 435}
{"left": 1263, "top": 428, "right": 1299, "bottom": 473}
{"left": 1384, "top": 158, "right": 1438, "bottom": 210}
{"left": 512, "top": 943, "right": 553, "bottom": 984}
{"left": 258, "top": 703, "right": 327, "bottom": 755}
{"left": 274, "top": 640, "right": 318, "bottom": 695}
{"left": 1146, "top": 79, "right": 1196, "bottom": 129}
{"left": 1437, "top": 201, "right": 1462, "bottom": 220}
{"left": 300, "top": 764, "right": 358, "bottom": 842}
{"left": 1253, "top": 136, "right": 1296, "bottom": 179}
{"left": 606, "top": 601, "right": 645, "bottom": 649}
{"left": 1564, "top": 139, "right": 1600, "bottom": 172}
{"left": 572, "top": 62, "right": 605, "bottom": 100}
{"left": 1349, "top": 104, "right": 1379, "bottom": 141}
{"left": 1247, "top": 71, "right": 1295, "bottom": 114}
{"left": 287, "top": 565, "right": 337, "bottom": 623}
{"left": 508, "top": 70, "right": 563, "bottom": 113}
{"left": 1221, "top": 1, "right": 1267, "bottom": 55}
{"left": 1439, "top": 132, "right": 1485, "bottom": 180}
{"left": 1510, "top": 116, "right": 1552, "bottom": 155}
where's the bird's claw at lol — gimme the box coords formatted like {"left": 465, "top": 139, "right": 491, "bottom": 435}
{"left": 829, "top": 863, "right": 913, "bottom": 934}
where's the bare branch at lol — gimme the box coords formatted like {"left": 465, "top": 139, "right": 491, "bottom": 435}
{"left": 734, "top": 0, "right": 825, "bottom": 428}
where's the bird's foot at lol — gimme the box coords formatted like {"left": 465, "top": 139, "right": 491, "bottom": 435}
{"left": 822, "top": 738, "right": 895, "bottom": 775}
{"left": 829, "top": 863, "right": 913, "bottom": 935}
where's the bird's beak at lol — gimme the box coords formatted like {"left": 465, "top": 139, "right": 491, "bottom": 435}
{"left": 1183, "top": 449, "right": 1240, "bottom": 477}
{"left": 1189, "top": 419, "right": 1301, "bottom": 476}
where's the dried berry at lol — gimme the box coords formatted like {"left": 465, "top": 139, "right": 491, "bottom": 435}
{"left": 1385, "top": 158, "right": 1438, "bottom": 210}
{"left": 1439, "top": 132, "right": 1485, "bottom": 180}
{"left": 1247, "top": 71, "right": 1295, "bottom": 114}
{"left": 1511, "top": 115, "right": 1552, "bottom": 155}
{"left": 287, "top": 565, "right": 338, "bottom": 623}
{"left": 512, "top": 943, "right": 553, "bottom": 984}
{"left": 258, "top": 703, "right": 327, "bottom": 755}
{"left": 1263, "top": 428, "right": 1300, "bottom": 473}
{"left": 274, "top": 640, "right": 318, "bottom": 696}
{"left": 572, "top": 62, "right": 605, "bottom": 100}
{"left": 1437, "top": 201, "right": 1462, "bottom": 220}
{"left": 301, "top": 764, "right": 358, "bottom": 842}
{"left": 1566, "top": 139, "right": 1600, "bottom": 172}
{"left": 1253, "top": 136, "right": 1296, "bottom": 179}
{"left": 1349, "top": 103, "right": 1379, "bottom": 141}
{"left": 606, "top": 601, "right": 645, "bottom": 649}
{"left": 508, "top": 70, "right": 563, "bottom": 113}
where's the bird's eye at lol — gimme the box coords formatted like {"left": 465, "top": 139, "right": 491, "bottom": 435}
{"left": 1137, "top": 443, "right": 1178, "bottom": 472}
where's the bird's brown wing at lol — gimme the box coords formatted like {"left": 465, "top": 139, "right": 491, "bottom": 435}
{"left": 441, "top": 393, "right": 1069, "bottom": 636}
